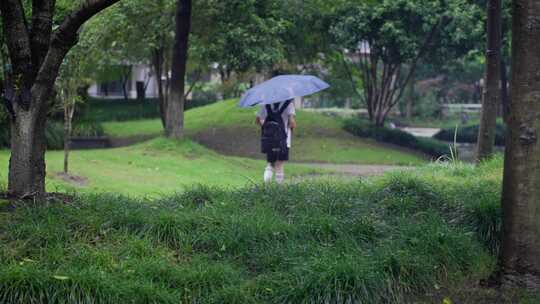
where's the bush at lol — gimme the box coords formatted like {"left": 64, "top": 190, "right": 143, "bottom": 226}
{"left": 0, "top": 121, "right": 105, "bottom": 150}
{"left": 0, "top": 159, "right": 507, "bottom": 303}
{"left": 72, "top": 121, "right": 105, "bottom": 137}
{"left": 343, "top": 119, "right": 449, "bottom": 158}
{"left": 80, "top": 98, "right": 161, "bottom": 122}
{"left": 434, "top": 123, "right": 506, "bottom": 145}
{"left": 80, "top": 97, "right": 218, "bottom": 122}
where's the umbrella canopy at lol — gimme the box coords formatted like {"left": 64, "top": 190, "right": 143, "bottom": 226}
{"left": 238, "top": 75, "right": 330, "bottom": 107}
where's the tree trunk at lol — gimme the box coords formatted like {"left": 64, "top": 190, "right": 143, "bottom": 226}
{"left": 406, "top": 71, "right": 415, "bottom": 120}
{"left": 498, "top": 0, "right": 540, "bottom": 289}
{"left": 500, "top": 57, "right": 509, "bottom": 123}
{"left": 121, "top": 66, "right": 131, "bottom": 101}
{"left": 8, "top": 108, "right": 47, "bottom": 198}
{"left": 165, "top": 0, "right": 191, "bottom": 139}
{"left": 63, "top": 104, "right": 75, "bottom": 174}
{"left": 1, "top": 0, "right": 121, "bottom": 199}
{"left": 152, "top": 46, "right": 167, "bottom": 128}
{"left": 476, "top": 0, "right": 502, "bottom": 161}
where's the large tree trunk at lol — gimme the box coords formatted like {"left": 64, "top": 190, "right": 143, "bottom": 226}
{"left": 476, "top": 0, "right": 502, "bottom": 161}
{"left": 8, "top": 109, "right": 47, "bottom": 197}
{"left": 500, "top": 57, "right": 509, "bottom": 122}
{"left": 498, "top": 0, "right": 540, "bottom": 289}
{"left": 1, "top": 0, "right": 121, "bottom": 199}
{"left": 165, "top": 0, "right": 191, "bottom": 139}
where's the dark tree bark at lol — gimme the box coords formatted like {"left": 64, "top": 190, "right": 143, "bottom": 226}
{"left": 500, "top": 57, "right": 509, "bottom": 122}
{"left": 165, "top": 0, "right": 191, "bottom": 139}
{"left": 406, "top": 70, "right": 415, "bottom": 120}
{"left": 121, "top": 65, "right": 131, "bottom": 101}
{"left": 0, "top": 0, "right": 121, "bottom": 199}
{"left": 498, "top": 0, "right": 540, "bottom": 289}
{"left": 151, "top": 45, "right": 167, "bottom": 128}
{"left": 476, "top": 0, "right": 502, "bottom": 161}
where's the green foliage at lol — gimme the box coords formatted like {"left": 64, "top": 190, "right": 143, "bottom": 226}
{"left": 80, "top": 97, "right": 217, "bottom": 123}
{"left": 0, "top": 158, "right": 506, "bottom": 303}
{"left": 0, "top": 121, "right": 105, "bottom": 150}
{"left": 72, "top": 121, "right": 105, "bottom": 138}
{"left": 331, "top": 0, "right": 482, "bottom": 66}
{"left": 44, "top": 122, "right": 65, "bottom": 150}
{"left": 81, "top": 98, "right": 161, "bottom": 122}
{"left": 434, "top": 123, "right": 506, "bottom": 145}
{"left": 193, "top": 0, "right": 288, "bottom": 73}
{"left": 344, "top": 119, "right": 449, "bottom": 158}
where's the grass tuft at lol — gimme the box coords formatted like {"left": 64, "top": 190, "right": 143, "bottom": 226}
{"left": 0, "top": 158, "right": 511, "bottom": 303}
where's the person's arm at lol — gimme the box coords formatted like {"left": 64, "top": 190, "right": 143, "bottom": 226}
{"left": 256, "top": 106, "right": 266, "bottom": 126}
{"left": 289, "top": 115, "right": 297, "bottom": 130}
{"left": 288, "top": 102, "right": 297, "bottom": 130}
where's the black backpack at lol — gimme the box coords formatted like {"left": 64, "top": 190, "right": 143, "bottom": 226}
{"left": 261, "top": 100, "right": 291, "bottom": 153}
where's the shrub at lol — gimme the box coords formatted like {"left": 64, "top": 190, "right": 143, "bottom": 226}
{"left": 80, "top": 97, "right": 218, "bottom": 122}
{"left": 0, "top": 121, "right": 105, "bottom": 149}
{"left": 80, "top": 98, "right": 161, "bottom": 122}
{"left": 44, "top": 122, "right": 65, "bottom": 150}
{"left": 434, "top": 122, "right": 506, "bottom": 145}
{"left": 343, "top": 119, "right": 449, "bottom": 158}
{"left": 72, "top": 121, "right": 105, "bottom": 137}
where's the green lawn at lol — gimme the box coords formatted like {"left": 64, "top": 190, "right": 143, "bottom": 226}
{"left": 0, "top": 138, "right": 320, "bottom": 197}
{"left": 103, "top": 100, "right": 425, "bottom": 165}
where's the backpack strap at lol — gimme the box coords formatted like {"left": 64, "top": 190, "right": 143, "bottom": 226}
{"left": 278, "top": 99, "right": 292, "bottom": 115}
{"left": 265, "top": 104, "right": 276, "bottom": 119}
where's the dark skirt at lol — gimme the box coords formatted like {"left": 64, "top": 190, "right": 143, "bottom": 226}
{"left": 266, "top": 148, "right": 289, "bottom": 163}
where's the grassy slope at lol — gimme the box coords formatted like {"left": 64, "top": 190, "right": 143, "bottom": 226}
{"left": 0, "top": 139, "right": 319, "bottom": 197}
{"left": 2, "top": 158, "right": 537, "bottom": 303}
{"left": 103, "top": 100, "right": 425, "bottom": 165}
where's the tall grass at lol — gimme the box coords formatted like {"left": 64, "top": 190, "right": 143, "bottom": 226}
{"left": 0, "top": 159, "right": 504, "bottom": 303}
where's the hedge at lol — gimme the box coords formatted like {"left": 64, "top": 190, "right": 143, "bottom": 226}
{"left": 343, "top": 119, "right": 450, "bottom": 158}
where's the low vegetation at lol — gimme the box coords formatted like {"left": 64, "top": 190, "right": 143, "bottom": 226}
{"left": 0, "top": 121, "right": 105, "bottom": 150}
{"left": 80, "top": 98, "right": 217, "bottom": 122}
{"left": 434, "top": 122, "right": 506, "bottom": 145}
{"left": 1, "top": 158, "right": 530, "bottom": 303}
{"left": 343, "top": 119, "right": 450, "bottom": 158}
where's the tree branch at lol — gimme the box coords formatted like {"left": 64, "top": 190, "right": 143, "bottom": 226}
{"left": 0, "top": 0, "right": 32, "bottom": 85}
{"left": 32, "top": 0, "right": 121, "bottom": 110}
{"left": 184, "top": 69, "right": 202, "bottom": 100}
{"left": 30, "top": 0, "right": 55, "bottom": 73}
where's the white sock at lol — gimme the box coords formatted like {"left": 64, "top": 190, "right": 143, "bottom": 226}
{"left": 264, "top": 164, "right": 273, "bottom": 183}
{"left": 275, "top": 169, "right": 284, "bottom": 184}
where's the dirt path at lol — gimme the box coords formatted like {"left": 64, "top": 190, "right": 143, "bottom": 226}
{"left": 294, "top": 163, "right": 413, "bottom": 177}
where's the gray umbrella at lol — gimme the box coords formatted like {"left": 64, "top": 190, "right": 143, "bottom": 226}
{"left": 238, "top": 75, "right": 330, "bottom": 107}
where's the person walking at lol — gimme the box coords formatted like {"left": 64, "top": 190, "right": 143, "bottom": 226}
{"left": 256, "top": 99, "right": 296, "bottom": 184}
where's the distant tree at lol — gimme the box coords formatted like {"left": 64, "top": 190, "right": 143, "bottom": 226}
{"left": 476, "top": 0, "right": 502, "bottom": 161}
{"left": 56, "top": 45, "right": 92, "bottom": 174}
{"left": 332, "top": 0, "right": 482, "bottom": 126}
{"left": 192, "top": 0, "right": 287, "bottom": 84}
{"left": 0, "top": 0, "right": 121, "bottom": 199}
{"left": 498, "top": 0, "right": 540, "bottom": 288}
